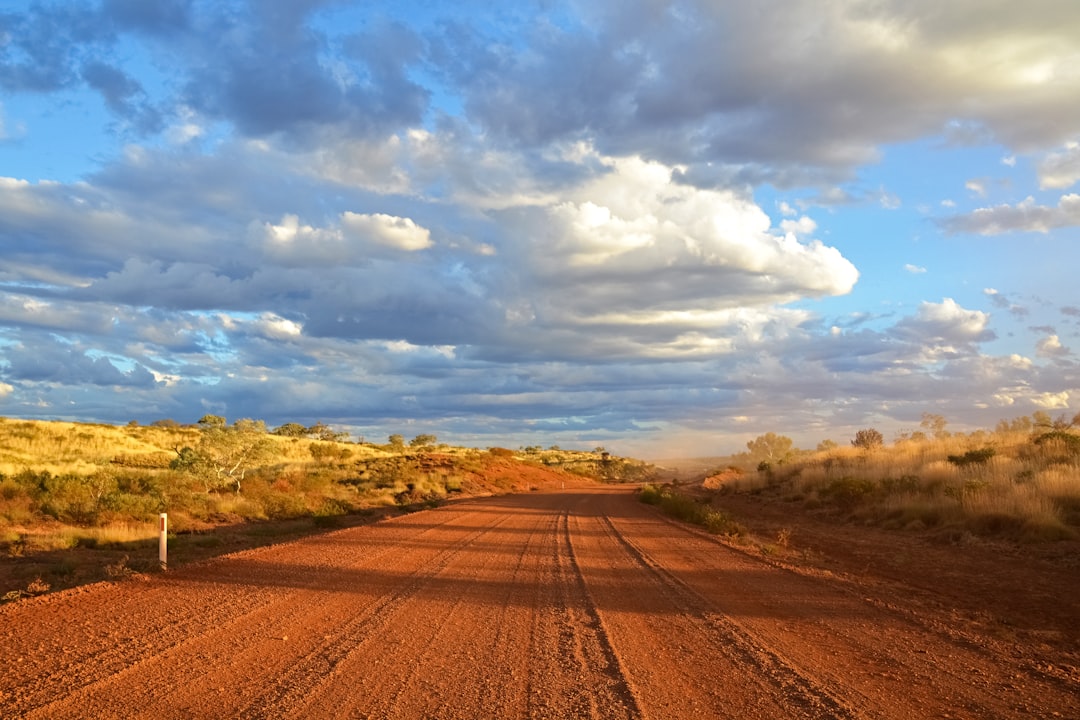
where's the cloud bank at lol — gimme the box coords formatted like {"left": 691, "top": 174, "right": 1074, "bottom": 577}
{"left": 1, "top": 0, "right": 1079, "bottom": 453}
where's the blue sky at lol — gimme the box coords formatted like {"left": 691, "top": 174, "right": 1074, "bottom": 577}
{"left": 2, "top": 0, "right": 1079, "bottom": 457}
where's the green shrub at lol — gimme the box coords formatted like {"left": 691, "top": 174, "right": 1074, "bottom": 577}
{"left": 253, "top": 490, "right": 306, "bottom": 519}
{"left": 821, "top": 476, "right": 877, "bottom": 510}
{"left": 638, "top": 485, "right": 745, "bottom": 536}
{"left": 880, "top": 475, "right": 920, "bottom": 493}
{"left": 639, "top": 483, "right": 663, "bottom": 505}
{"left": 947, "top": 447, "right": 996, "bottom": 468}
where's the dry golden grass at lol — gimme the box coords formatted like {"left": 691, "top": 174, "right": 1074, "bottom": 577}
{"left": 11, "top": 522, "right": 161, "bottom": 554}
{"left": 0, "top": 417, "right": 396, "bottom": 477}
{"left": 0, "top": 416, "right": 631, "bottom": 562}
{"left": 726, "top": 429, "right": 1080, "bottom": 542}
{"left": 0, "top": 418, "right": 198, "bottom": 475}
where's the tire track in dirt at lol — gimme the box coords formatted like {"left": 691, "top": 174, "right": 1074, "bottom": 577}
{"left": 289, "top": 494, "right": 641, "bottom": 719}
{"left": 231, "top": 507, "right": 520, "bottom": 718}
{"left": 4, "top": 486, "right": 1077, "bottom": 719}
{"left": 591, "top": 512, "right": 859, "bottom": 719}
{"left": 609, "top": 492, "right": 1080, "bottom": 719}
{"left": 538, "top": 508, "right": 642, "bottom": 719}
{"left": 8, "top": 508, "right": 505, "bottom": 719}
{"left": 564, "top": 493, "right": 833, "bottom": 719}
{"left": 3, "top": 507, "right": 476, "bottom": 714}
{"left": 370, "top": 498, "right": 557, "bottom": 720}
{"left": 7, "top": 581, "right": 283, "bottom": 716}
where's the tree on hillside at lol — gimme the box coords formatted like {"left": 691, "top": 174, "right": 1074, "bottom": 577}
{"left": 172, "top": 418, "right": 274, "bottom": 494}
{"left": 746, "top": 433, "right": 794, "bottom": 466}
{"left": 307, "top": 421, "right": 349, "bottom": 441}
{"left": 1034, "top": 411, "right": 1080, "bottom": 431}
{"left": 410, "top": 434, "right": 437, "bottom": 448}
{"left": 920, "top": 413, "right": 950, "bottom": 439}
{"left": 851, "top": 428, "right": 884, "bottom": 450}
{"left": 273, "top": 422, "right": 309, "bottom": 437}
{"left": 388, "top": 434, "right": 406, "bottom": 451}
{"left": 995, "top": 415, "right": 1033, "bottom": 434}
{"left": 198, "top": 414, "right": 227, "bottom": 428}
{"left": 1032, "top": 410, "right": 1055, "bottom": 429}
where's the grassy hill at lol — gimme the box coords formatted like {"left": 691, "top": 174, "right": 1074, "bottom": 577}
{"left": 0, "top": 416, "right": 654, "bottom": 599}
{"left": 660, "top": 427, "right": 1080, "bottom": 544}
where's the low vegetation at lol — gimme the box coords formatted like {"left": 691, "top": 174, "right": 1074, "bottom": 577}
{"left": 639, "top": 483, "right": 746, "bottom": 537}
{"left": 708, "top": 412, "right": 1080, "bottom": 543}
{"left": 0, "top": 416, "right": 653, "bottom": 599}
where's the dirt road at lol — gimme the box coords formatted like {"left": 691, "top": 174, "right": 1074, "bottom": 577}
{"left": 2, "top": 486, "right": 1077, "bottom": 719}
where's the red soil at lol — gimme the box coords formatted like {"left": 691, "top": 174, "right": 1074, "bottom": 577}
{"left": 2, "top": 483, "right": 1077, "bottom": 719}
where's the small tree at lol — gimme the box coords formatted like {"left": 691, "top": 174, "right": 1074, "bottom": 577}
{"left": 307, "top": 422, "right": 348, "bottom": 441}
{"left": 920, "top": 413, "right": 950, "bottom": 439}
{"left": 851, "top": 428, "right": 884, "bottom": 450}
{"left": 746, "top": 432, "right": 794, "bottom": 465}
{"left": 172, "top": 418, "right": 273, "bottom": 494}
{"left": 410, "top": 434, "right": 437, "bottom": 449}
{"left": 273, "top": 422, "right": 309, "bottom": 437}
{"left": 388, "top": 434, "right": 406, "bottom": 452}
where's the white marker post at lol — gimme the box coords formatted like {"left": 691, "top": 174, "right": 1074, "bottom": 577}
{"left": 159, "top": 512, "right": 168, "bottom": 571}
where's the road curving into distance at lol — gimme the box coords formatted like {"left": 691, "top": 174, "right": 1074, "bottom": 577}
{"left": 2, "top": 485, "right": 1076, "bottom": 719}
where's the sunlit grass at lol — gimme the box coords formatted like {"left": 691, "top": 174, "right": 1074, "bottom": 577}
{"left": 10, "top": 522, "right": 160, "bottom": 554}
{"left": 723, "top": 429, "right": 1080, "bottom": 541}
{"left": 0, "top": 415, "right": 643, "bottom": 569}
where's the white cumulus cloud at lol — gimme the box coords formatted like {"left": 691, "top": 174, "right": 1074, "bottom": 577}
{"left": 892, "top": 298, "right": 993, "bottom": 346}
{"left": 341, "top": 212, "right": 432, "bottom": 251}
{"left": 1036, "top": 334, "right": 1070, "bottom": 358}
{"left": 1032, "top": 391, "right": 1071, "bottom": 409}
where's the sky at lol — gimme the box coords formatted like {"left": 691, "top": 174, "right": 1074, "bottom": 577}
{"left": 1, "top": 0, "right": 1079, "bottom": 458}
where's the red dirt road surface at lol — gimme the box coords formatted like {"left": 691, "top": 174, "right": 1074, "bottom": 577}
{"left": 2, "top": 485, "right": 1077, "bottom": 719}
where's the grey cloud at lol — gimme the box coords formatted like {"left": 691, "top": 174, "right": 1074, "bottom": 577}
{"left": 184, "top": 50, "right": 351, "bottom": 137}
{"left": 940, "top": 194, "right": 1080, "bottom": 235}
{"left": 0, "top": 2, "right": 163, "bottom": 131}
{"left": 1036, "top": 334, "right": 1071, "bottom": 358}
{"left": 441, "top": 0, "right": 1080, "bottom": 181}
{"left": 6, "top": 0, "right": 1080, "bottom": 450}
{"left": 0, "top": 5, "right": 109, "bottom": 92}
{"left": 0, "top": 294, "right": 116, "bottom": 335}
{"left": 984, "top": 289, "right": 1011, "bottom": 309}
{"left": 3, "top": 1, "right": 427, "bottom": 144}
{"left": 81, "top": 60, "right": 141, "bottom": 110}
{"left": 0, "top": 289, "right": 1067, "bottom": 452}
{"left": 299, "top": 263, "right": 500, "bottom": 346}
{"left": 79, "top": 260, "right": 307, "bottom": 312}
{"left": 4, "top": 339, "right": 157, "bottom": 388}
{"left": 444, "top": 24, "right": 643, "bottom": 148}
{"left": 1039, "top": 142, "right": 1080, "bottom": 190}
{"left": 183, "top": 10, "right": 428, "bottom": 140}
{"left": 5, "top": 0, "right": 1080, "bottom": 181}
{"left": 102, "top": 0, "right": 192, "bottom": 36}
{"left": 81, "top": 60, "right": 164, "bottom": 133}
